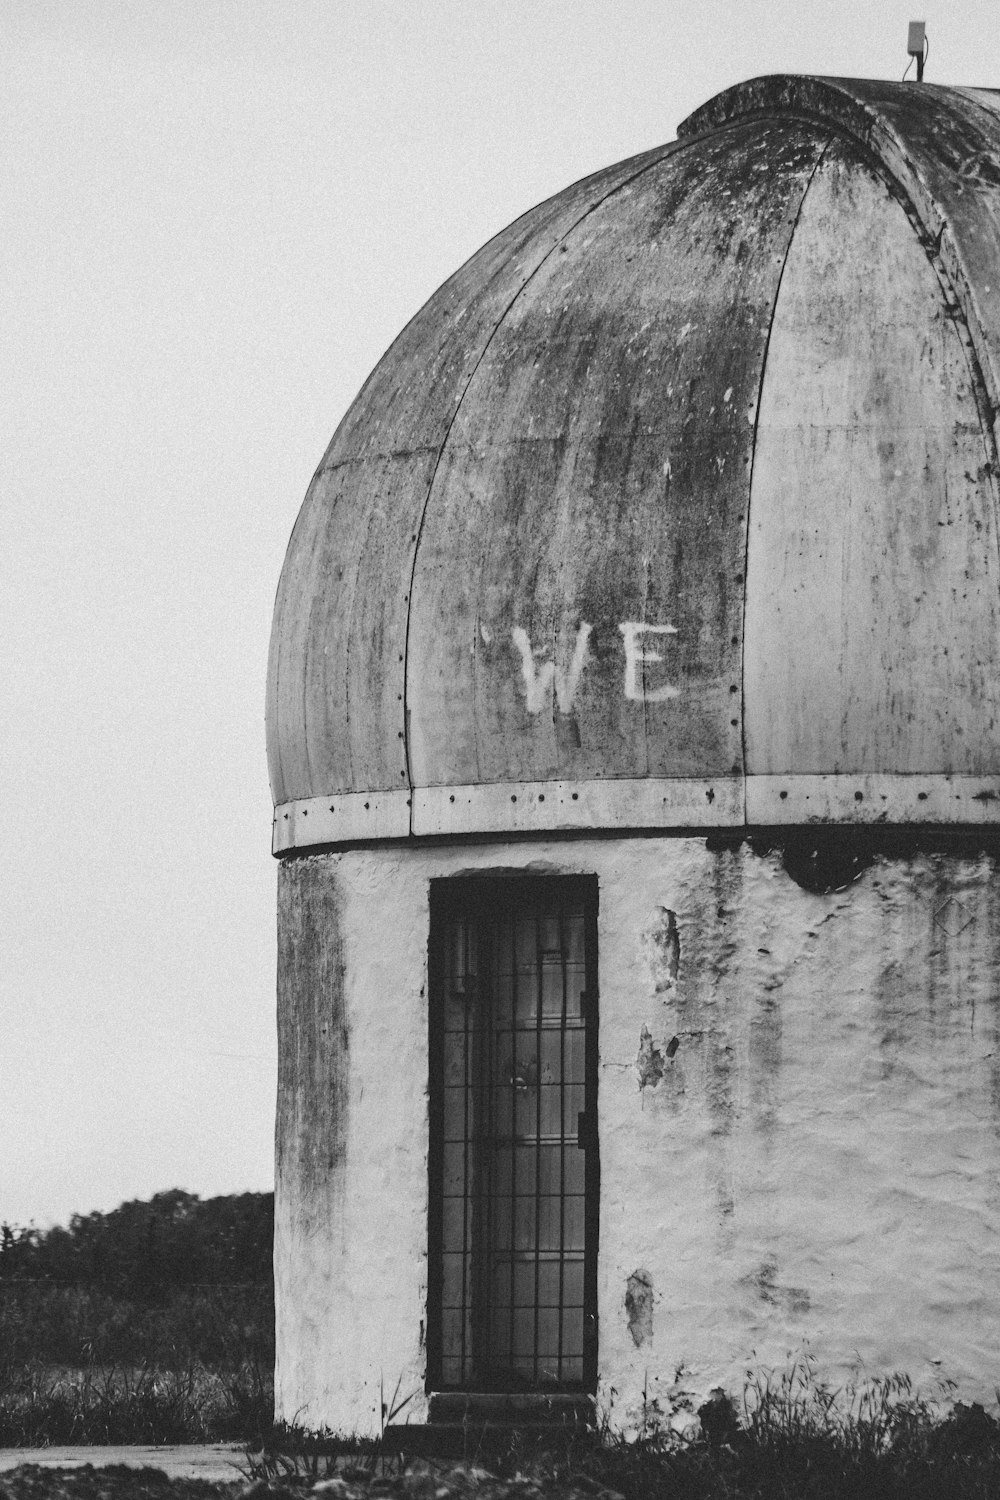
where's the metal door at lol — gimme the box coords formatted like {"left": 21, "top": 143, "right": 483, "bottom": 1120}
{"left": 428, "top": 876, "right": 598, "bottom": 1393}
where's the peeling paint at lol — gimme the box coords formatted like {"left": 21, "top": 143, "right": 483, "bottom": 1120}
{"left": 651, "top": 907, "right": 681, "bottom": 997}
{"left": 636, "top": 1025, "right": 665, "bottom": 1089}
{"left": 625, "top": 1269, "right": 655, "bottom": 1346}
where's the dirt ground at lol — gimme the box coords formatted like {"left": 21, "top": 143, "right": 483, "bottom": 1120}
{"left": 0, "top": 1461, "right": 623, "bottom": 1500}
{"left": 0, "top": 1466, "right": 242, "bottom": 1499}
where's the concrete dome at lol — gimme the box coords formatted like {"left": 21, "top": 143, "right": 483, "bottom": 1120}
{"left": 267, "top": 75, "right": 1000, "bottom": 853}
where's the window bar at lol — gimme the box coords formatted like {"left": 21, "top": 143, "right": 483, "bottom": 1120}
{"left": 483, "top": 917, "right": 494, "bottom": 1389}
{"left": 508, "top": 907, "right": 517, "bottom": 1380}
{"left": 533, "top": 907, "right": 543, "bottom": 1385}
{"left": 583, "top": 887, "right": 599, "bottom": 1392}
{"left": 472, "top": 914, "right": 494, "bottom": 1388}
{"left": 557, "top": 898, "right": 567, "bottom": 1382}
{"left": 492, "top": 915, "right": 504, "bottom": 1381}
{"left": 427, "top": 901, "right": 443, "bottom": 1390}
{"left": 460, "top": 919, "right": 471, "bottom": 1384}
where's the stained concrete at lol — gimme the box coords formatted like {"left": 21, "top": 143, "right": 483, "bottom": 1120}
{"left": 275, "top": 836, "right": 1000, "bottom": 1438}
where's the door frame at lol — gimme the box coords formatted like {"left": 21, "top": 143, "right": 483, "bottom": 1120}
{"left": 425, "top": 873, "right": 600, "bottom": 1396}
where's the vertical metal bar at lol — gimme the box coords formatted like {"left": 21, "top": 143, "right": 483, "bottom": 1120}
{"left": 557, "top": 896, "right": 567, "bottom": 1383}
{"left": 509, "top": 901, "right": 517, "bottom": 1379}
{"left": 483, "top": 910, "right": 495, "bottom": 1389}
{"left": 460, "top": 919, "right": 471, "bottom": 1383}
{"left": 471, "top": 899, "right": 495, "bottom": 1388}
{"left": 425, "top": 889, "right": 444, "bottom": 1391}
{"left": 533, "top": 906, "right": 543, "bottom": 1385}
{"left": 583, "top": 880, "right": 600, "bottom": 1394}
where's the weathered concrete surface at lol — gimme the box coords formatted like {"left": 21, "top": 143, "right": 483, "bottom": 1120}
{"left": 266, "top": 139, "right": 682, "bottom": 807}
{"left": 0, "top": 1446, "right": 245, "bottom": 1480}
{"left": 275, "top": 852, "right": 431, "bottom": 1437}
{"left": 406, "top": 118, "right": 821, "bottom": 794}
{"left": 267, "top": 113, "right": 823, "bottom": 812}
{"left": 276, "top": 838, "right": 1000, "bottom": 1437}
{"left": 268, "top": 74, "right": 1000, "bottom": 849}
{"left": 745, "top": 135, "right": 1000, "bottom": 778}
{"left": 683, "top": 78, "right": 1000, "bottom": 447}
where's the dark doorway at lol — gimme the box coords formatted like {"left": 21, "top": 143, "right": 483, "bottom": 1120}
{"left": 427, "top": 876, "right": 599, "bottom": 1394}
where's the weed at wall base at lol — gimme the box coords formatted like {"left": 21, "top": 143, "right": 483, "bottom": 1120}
{"left": 245, "top": 1364, "right": 1000, "bottom": 1500}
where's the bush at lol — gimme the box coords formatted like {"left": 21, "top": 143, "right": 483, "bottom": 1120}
{"left": 0, "top": 1283, "right": 273, "bottom": 1372}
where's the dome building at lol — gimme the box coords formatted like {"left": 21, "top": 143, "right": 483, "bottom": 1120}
{"left": 266, "top": 75, "right": 1000, "bottom": 1436}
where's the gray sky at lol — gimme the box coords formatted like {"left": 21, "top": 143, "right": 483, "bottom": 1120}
{"left": 3, "top": 0, "right": 997, "bottom": 1228}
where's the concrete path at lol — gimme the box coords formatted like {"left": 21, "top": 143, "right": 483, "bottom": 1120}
{"left": 0, "top": 1445, "right": 248, "bottom": 1482}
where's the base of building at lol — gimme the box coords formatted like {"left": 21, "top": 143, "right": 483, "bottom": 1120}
{"left": 384, "top": 1393, "right": 596, "bottom": 1457}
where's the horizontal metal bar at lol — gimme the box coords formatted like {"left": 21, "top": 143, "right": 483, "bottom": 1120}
{"left": 493, "top": 1135, "right": 577, "bottom": 1146}
{"left": 490, "top": 1251, "right": 584, "bottom": 1264}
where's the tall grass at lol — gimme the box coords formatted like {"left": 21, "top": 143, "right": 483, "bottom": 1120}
{"left": 576, "top": 1363, "right": 1000, "bottom": 1500}
{"left": 0, "top": 1284, "right": 273, "bottom": 1446}
{"left": 248, "top": 1361, "right": 1000, "bottom": 1500}
{"left": 0, "top": 1362, "right": 272, "bottom": 1446}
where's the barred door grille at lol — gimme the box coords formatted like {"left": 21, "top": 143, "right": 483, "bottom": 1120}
{"left": 428, "top": 877, "right": 598, "bottom": 1393}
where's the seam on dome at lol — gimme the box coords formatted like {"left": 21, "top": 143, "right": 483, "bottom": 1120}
{"left": 943, "top": 86, "right": 1000, "bottom": 137}
{"left": 723, "top": 94, "right": 1000, "bottom": 425}
{"left": 833, "top": 124, "right": 1000, "bottom": 603}
{"left": 878, "top": 173, "right": 1000, "bottom": 601}
{"left": 739, "top": 134, "right": 833, "bottom": 816}
{"left": 400, "top": 139, "right": 705, "bottom": 831}
{"left": 679, "top": 79, "right": 1000, "bottom": 491}
{"left": 740, "top": 126, "right": 1000, "bottom": 793}
{"left": 314, "top": 148, "right": 683, "bottom": 482}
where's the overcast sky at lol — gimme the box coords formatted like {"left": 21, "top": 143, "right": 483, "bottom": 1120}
{"left": 3, "top": 0, "right": 998, "bottom": 1229}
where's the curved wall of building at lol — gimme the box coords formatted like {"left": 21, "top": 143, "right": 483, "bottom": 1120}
{"left": 275, "top": 836, "right": 1000, "bottom": 1436}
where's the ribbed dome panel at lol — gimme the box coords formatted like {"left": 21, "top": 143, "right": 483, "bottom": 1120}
{"left": 267, "top": 76, "right": 1000, "bottom": 849}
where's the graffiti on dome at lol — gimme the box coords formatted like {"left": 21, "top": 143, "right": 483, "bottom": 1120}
{"left": 511, "top": 622, "right": 681, "bottom": 712}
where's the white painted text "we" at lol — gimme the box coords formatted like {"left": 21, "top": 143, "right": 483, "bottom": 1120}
{"left": 511, "top": 622, "right": 680, "bottom": 713}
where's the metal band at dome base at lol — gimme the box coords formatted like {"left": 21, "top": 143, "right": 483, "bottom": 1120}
{"left": 273, "top": 789, "right": 411, "bottom": 852}
{"left": 272, "top": 779, "right": 740, "bottom": 852}
{"left": 747, "top": 774, "right": 1000, "bottom": 826}
{"left": 413, "top": 778, "right": 742, "bottom": 837}
{"left": 272, "top": 774, "right": 1000, "bottom": 852}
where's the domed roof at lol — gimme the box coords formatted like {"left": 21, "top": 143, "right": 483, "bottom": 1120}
{"left": 267, "top": 75, "right": 1000, "bottom": 852}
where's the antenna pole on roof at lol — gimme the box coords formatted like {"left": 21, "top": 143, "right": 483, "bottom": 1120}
{"left": 906, "top": 21, "right": 927, "bottom": 82}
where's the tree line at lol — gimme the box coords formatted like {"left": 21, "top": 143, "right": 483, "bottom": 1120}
{"left": 0, "top": 1190, "right": 273, "bottom": 1292}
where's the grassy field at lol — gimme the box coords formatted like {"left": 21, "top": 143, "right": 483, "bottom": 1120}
{"left": 0, "top": 1284, "right": 272, "bottom": 1446}
{"left": 3, "top": 1239, "right": 1000, "bottom": 1495}
{"left": 5, "top": 1392, "right": 1000, "bottom": 1500}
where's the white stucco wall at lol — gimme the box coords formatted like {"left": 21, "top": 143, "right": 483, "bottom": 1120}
{"left": 275, "top": 836, "right": 1000, "bottom": 1435}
